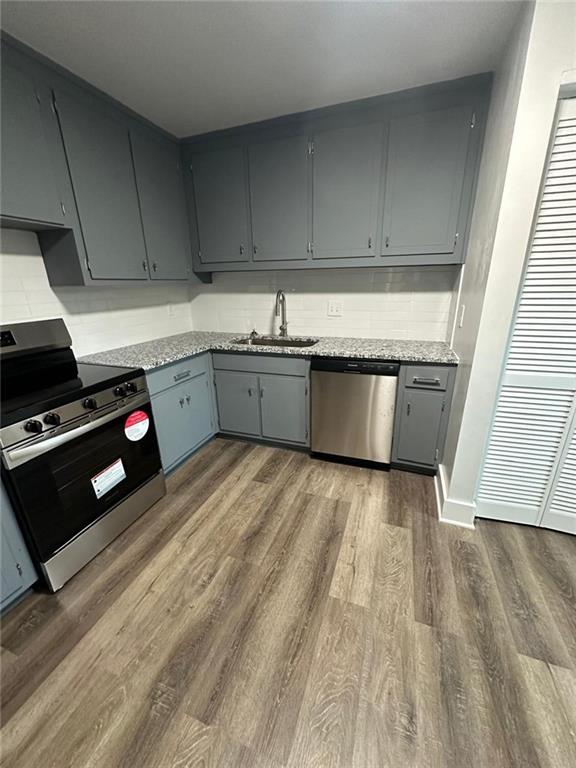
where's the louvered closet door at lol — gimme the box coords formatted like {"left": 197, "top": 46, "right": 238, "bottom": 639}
{"left": 477, "top": 98, "right": 576, "bottom": 532}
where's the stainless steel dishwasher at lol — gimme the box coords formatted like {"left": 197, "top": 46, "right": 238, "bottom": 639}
{"left": 311, "top": 358, "right": 399, "bottom": 464}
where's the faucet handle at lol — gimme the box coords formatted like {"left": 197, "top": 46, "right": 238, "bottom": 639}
{"left": 249, "top": 328, "right": 259, "bottom": 340}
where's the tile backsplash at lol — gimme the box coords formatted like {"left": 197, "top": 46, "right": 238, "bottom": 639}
{"left": 1, "top": 229, "right": 459, "bottom": 355}
{"left": 0, "top": 230, "right": 193, "bottom": 357}
{"left": 190, "top": 266, "right": 459, "bottom": 341}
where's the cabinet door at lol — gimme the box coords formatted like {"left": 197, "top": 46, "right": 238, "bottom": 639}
{"left": 54, "top": 90, "right": 148, "bottom": 279}
{"left": 151, "top": 382, "right": 195, "bottom": 470}
{"left": 260, "top": 374, "right": 308, "bottom": 445}
{"left": 191, "top": 147, "right": 250, "bottom": 264}
{"left": 186, "top": 373, "right": 216, "bottom": 449}
{"left": 382, "top": 106, "right": 471, "bottom": 255}
{"left": 0, "top": 64, "right": 63, "bottom": 226}
{"left": 395, "top": 389, "right": 444, "bottom": 467}
{"left": 249, "top": 135, "right": 309, "bottom": 261}
{"left": 131, "top": 131, "right": 191, "bottom": 280}
{"left": 312, "top": 123, "right": 383, "bottom": 259}
{"left": 1, "top": 482, "right": 36, "bottom": 611}
{"left": 215, "top": 371, "right": 260, "bottom": 436}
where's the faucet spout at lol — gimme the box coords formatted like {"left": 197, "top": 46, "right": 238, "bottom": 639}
{"left": 275, "top": 290, "right": 288, "bottom": 337}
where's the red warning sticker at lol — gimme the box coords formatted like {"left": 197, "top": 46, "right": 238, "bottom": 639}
{"left": 124, "top": 410, "right": 149, "bottom": 442}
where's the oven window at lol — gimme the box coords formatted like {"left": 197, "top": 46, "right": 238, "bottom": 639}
{"left": 8, "top": 402, "right": 161, "bottom": 561}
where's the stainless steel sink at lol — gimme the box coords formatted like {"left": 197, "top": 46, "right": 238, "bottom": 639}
{"left": 233, "top": 336, "right": 319, "bottom": 348}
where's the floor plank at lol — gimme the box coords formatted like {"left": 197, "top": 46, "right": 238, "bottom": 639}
{"left": 480, "top": 520, "right": 572, "bottom": 668}
{"left": 2, "top": 439, "right": 575, "bottom": 767}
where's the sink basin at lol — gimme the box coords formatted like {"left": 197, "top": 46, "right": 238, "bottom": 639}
{"left": 233, "top": 336, "right": 319, "bottom": 348}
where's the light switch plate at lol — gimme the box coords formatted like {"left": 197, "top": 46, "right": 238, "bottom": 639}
{"left": 327, "top": 299, "right": 343, "bottom": 317}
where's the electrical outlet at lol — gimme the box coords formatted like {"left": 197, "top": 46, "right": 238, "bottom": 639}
{"left": 458, "top": 304, "right": 466, "bottom": 328}
{"left": 327, "top": 299, "right": 343, "bottom": 317}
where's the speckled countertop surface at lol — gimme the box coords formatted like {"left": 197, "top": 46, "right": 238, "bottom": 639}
{"left": 80, "top": 330, "right": 458, "bottom": 371}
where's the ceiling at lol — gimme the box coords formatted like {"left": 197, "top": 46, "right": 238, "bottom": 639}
{"left": 1, "top": 1, "right": 523, "bottom": 138}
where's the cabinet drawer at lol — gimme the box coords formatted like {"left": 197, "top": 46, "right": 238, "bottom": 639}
{"left": 404, "top": 365, "right": 451, "bottom": 391}
{"left": 212, "top": 353, "right": 308, "bottom": 377}
{"left": 146, "top": 354, "right": 210, "bottom": 396}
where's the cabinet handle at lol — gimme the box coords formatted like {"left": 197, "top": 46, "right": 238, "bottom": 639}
{"left": 385, "top": 236, "right": 390, "bottom": 248}
{"left": 260, "top": 387, "right": 264, "bottom": 398}
{"left": 413, "top": 377, "right": 441, "bottom": 386}
{"left": 248, "top": 387, "right": 253, "bottom": 397}
{"left": 179, "top": 397, "right": 185, "bottom": 408}
{"left": 253, "top": 245, "right": 258, "bottom": 255}
{"left": 174, "top": 371, "right": 191, "bottom": 382}
{"left": 142, "top": 261, "right": 148, "bottom": 272}
{"left": 368, "top": 236, "right": 373, "bottom": 249}
{"left": 240, "top": 244, "right": 245, "bottom": 255}
{"left": 186, "top": 395, "right": 191, "bottom": 404}
{"left": 407, "top": 402, "right": 411, "bottom": 416}
{"left": 152, "top": 262, "right": 158, "bottom": 272}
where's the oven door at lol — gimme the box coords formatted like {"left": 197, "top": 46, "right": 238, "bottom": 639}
{"left": 2, "top": 395, "right": 162, "bottom": 564}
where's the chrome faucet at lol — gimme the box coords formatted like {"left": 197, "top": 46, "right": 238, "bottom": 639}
{"left": 275, "top": 290, "right": 288, "bottom": 337}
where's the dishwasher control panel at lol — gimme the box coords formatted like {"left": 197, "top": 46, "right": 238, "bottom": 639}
{"left": 311, "top": 358, "right": 399, "bottom": 375}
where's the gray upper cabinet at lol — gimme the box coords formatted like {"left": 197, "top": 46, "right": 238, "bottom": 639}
{"left": 54, "top": 90, "right": 148, "bottom": 280}
{"left": 249, "top": 135, "right": 309, "bottom": 261}
{"left": 381, "top": 106, "right": 472, "bottom": 256}
{"left": 312, "top": 122, "right": 383, "bottom": 259}
{"left": 0, "top": 62, "right": 64, "bottom": 227}
{"left": 260, "top": 374, "right": 308, "bottom": 444}
{"left": 190, "top": 147, "right": 251, "bottom": 264}
{"left": 131, "top": 131, "right": 191, "bottom": 280}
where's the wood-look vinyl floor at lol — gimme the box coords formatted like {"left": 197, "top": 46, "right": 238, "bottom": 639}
{"left": 1, "top": 438, "right": 576, "bottom": 767}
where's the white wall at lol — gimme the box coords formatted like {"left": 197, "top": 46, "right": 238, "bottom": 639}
{"left": 441, "top": 0, "right": 576, "bottom": 525}
{"left": 0, "top": 229, "right": 193, "bottom": 357}
{"left": 189, "top": 266, "right": 459, "bottom": 341}
{"left": 442, "top": 2, "right": 534, "bottom": 487}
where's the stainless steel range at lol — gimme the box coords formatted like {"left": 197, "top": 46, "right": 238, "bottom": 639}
{"left": 0, "top": 319, "right": 166, "bottom": 592}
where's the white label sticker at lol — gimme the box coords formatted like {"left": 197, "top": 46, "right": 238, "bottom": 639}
{"left": 124, "top": 410, "right": 149, "bottom": 442}
{"left": 91, "top": 458, "right": 126, "bottom": 499}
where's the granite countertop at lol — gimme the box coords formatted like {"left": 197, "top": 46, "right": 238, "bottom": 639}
{"left": 80, "top": 330, "right": 458, "bottom": 371}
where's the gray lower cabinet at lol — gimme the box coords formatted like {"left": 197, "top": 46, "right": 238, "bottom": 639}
{"left": 54, "top": 89, "right": 149, "bottom": 280}
{"left": 260, "top": 374, "right": 308, "bottom": 444}
{"left": 130, "top": 130, "right": 192, "bottom": 280}
{"left": 249, "top": 135, "right": 309, "bottom": 262}
{"left": 0, "top": 62, "right": 64, "bottom": 227}
{"left": 212, "top": 354, "right": 310, "bottom": 446}
{"left": 214, "top": 371, "right": 261, "bottom": 436}
{"left": 147, "top": 354, "right": 217, "bottom": 472}
{"left": 382, "top": 106, "right": 472, "bottom": 256}
{"left": 392, "top": 365, "right": 456, "bottom": 471}
{"left": 190, "top": 146, "right": 251, "bottom": 264}
{"left": 312, "top": 122, "right": 383, "bottom": 259}
{"left": 1, "top": 482, "right": 37, "bottom": 612}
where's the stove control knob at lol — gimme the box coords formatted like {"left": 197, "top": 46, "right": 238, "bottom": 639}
{"left": 24, "top": 419, "right": 43, "bottom": 434}
{"left": 113, "top": 385, "right": 127, "bottom": 398}
{"left": 43, "top": 412, "right": 61, "bottom": 427}
{"left": 83, "top": 397, "right": 97, "bottom": 410}
{"left": 125, "top": 381, "right": 137, "bottom": 394}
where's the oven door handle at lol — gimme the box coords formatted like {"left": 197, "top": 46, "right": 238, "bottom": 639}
{"left": 2, "top": 393, "right": 151, "bottom": 470}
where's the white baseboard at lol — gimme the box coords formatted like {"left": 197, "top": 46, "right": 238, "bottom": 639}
{"left": 434, "top": 463, "right": 476, "bottom": 528}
